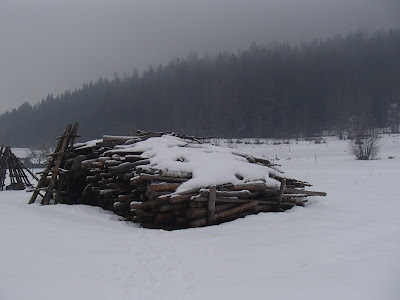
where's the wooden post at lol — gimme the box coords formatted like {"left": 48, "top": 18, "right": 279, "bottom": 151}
{"left": 208, "top": 185, "right": 216, "bottom": 225}
{"left": 276, "top": 179, "right": 286, "bottom": 210}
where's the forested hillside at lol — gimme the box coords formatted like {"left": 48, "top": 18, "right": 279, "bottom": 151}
{"left": 1, "top": 30, "right": 400, "bottom": 147}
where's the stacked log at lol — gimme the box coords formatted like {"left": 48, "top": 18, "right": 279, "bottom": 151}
{"left": 55, "top": 130, "right": 326, "bottom": 230}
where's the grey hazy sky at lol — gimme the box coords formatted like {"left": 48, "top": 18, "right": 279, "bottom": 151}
{"left": 0, "top": 0, "right": 399, "bottom": 113}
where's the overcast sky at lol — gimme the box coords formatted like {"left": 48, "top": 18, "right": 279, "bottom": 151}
{"left": 0, "top": 0, "right": 399, "bottom": 113}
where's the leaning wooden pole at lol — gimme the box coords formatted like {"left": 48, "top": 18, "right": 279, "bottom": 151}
{"left": 55, "top": 122, "right": 79, "bottom": 203}
{"left": 14, "top": 155, "right": 39, "bottom": 181}
{"left": 41, "top": 125, "right": 73, "bottom": 205}
{"left": 0, "top": 146, "right": 10, "bottom": 190}
{"left": 29, "top": 124, "right": 71, "bottom": 204}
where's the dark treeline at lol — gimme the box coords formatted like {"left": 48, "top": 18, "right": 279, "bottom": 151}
{"left": 1, "top": 30, "right": 400, "bottom": 147}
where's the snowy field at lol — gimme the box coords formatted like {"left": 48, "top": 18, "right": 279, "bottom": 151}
{"left": 1, "top": 135, "right": 399, "bottom": 300}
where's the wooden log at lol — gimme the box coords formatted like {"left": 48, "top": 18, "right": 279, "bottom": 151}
{"left": 199, "top": 189, "right": 262, "bottom": 198}
{"left": 97, "top": 157, "right": 109, "bottom": 166}
{"left": 253, "top": 204, "right": 276, "bottom": 213}
{"left": 168, "top": 194, "right": 195, "bottom": 204}
{"left": 26, "top": 187, "right": 50, "bottom": 192}
{"left": 293, "top": 199, "right": 308, "bottom": 206}
{"left": 108, "top": 159, "right": 150, "bottom": 174}
{"left": 252, "top": 157, "right": 274, "bottom": 167}
{"left": 95, "top": 142, "right": 117, "bottom": 148}
{"left": 158, "top": 203, "right": 188, "bottom": 213}
{"left": 232, "top": 151, "right": 277, "bottom": 167}
{"left": 159, "top": 169, "right": 192, "bottom": 178}
{"left": 135, "top": 166, "right": 161, "bottom": 175}
{"left": 103, "top": 135, "right": 137, "bottom": 143}
{"left": 86, "top": 175, "right": 99, "bottom": 182}
{"left": 98, "top": 188, "right": 128, "bottom": 197}
{"left": 81, "top": 159, "right": 99, "bottom": 169}
{"left": 189, "top": 200, "right": 207, "bottom": 208}
{"left": 105, "top": 182, "right": 129, "bottom": 189}
{"left": 89, "top": 168, "right": 101, "bottom": 173}
{"left": 123, "top": 155, "right": 145, "bottom": 162}
{"left": 146, "top": 183, "right": 181, "bottom": 193}
{"left": 100, "top": 173, "right": 112, "bottom": 178}
{"left": 104, "top": 150, "right": 144, "bottom": 157}
{"left": 173, "top": 187, "right": 201, "bottom": 196}
{"left": 134, "top": 209, "right": 158, "bottom": 217}
{"left": 131, "top": 216, "right": 141, "bottom": 223}
{"left": 193, "top": 196, "right": 296, "bottom": 207}
{"left": 113, "top": 201, "right": 131, "bottom": 212}
{"left": 139, "top": 193, "right": 147, "bottom": 201}
{"left": 220, "top": 182, "right": 268, "bottom": 192}
{"left": 270, "top": 174, "right": 312, "bottom": 188}
{"left": 123, "top": 173, "right": 135, "bottom": 180}
{"left": 117, "top": 194, "right": 136, "bottom": 202}
{"left": 170, "top": 208, "right": 188, "bottom": 217}
{"left": 130, "top": 197, "right": 169, "bottom": 210}
{"left": 130, "top": 201, "right": 145, "bottom": 209}
{"left": 213, "top": 211, "right": 253, "bottom": 225}
{"left": 284, "top": 188, "right": 327, "bottom": 197}
{"left": 104, "top": 160, "right": 123, "bottom": 168}
{"left": 99, "top": 178, "right": 117, "bottom": 185}
{"left": 186, "top": 203, "right": 238, "bottom": 219}
{"left": 154, "top": 213, "right": 176, "bottom": 224}
{"left": 155, "top": 211, "right": 185, "bottom": 224}
{"left": 189, "top": 201, "right": 258, "bottom": 227}
{"left": 215, "top": 201, "right": 258, "bottom": 219}
{"left": 132, "top": 215, "right": 155, "bottom": 223}
{"left": 131, "top": 174, "right": 188, "bottom": 186}
{"left": 130, "top": 176, "right": 145, "bottom": 186}
{"left": 176, "top": 217, "right": 188, "bottom": 225}
{"left": 145, "top": 190, "right": 172, "bottom": 199}
{"left": 208, "top": 185, "right": 216, "bottom": 225}
{"left": 111, "top": 154, "right": 124, "bottom": 161}
{"left": 245, "top": 156, "right": 256, "bottom": 163}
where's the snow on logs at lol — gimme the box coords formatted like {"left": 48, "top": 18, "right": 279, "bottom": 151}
{"left": 63, "top": 131, "right": 326, "bottom": 230}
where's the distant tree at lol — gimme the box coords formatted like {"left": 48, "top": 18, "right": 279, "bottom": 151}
{"left": 27, "top": 144, "right": 50, "bottom": 165}
{"left": 349, "top": 128, "right": 380, "bottom": 160}
{"left": 388, "top": 102, "right": 400, "bottom": 133}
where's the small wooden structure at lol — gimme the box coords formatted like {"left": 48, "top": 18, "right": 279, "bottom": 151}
{"left": 0, "top": 146, "right": 38, "bottom": 190}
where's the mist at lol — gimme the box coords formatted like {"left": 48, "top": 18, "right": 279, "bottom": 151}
{"left": 0, "top": 0, "right": 399, "bottom": 113}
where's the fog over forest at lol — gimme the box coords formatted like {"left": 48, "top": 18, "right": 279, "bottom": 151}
{"left": 1, "top": 0, "right": 399, "bottom": 113}
{"left": 1, "top": 30, "right": 399, "bottom": 147}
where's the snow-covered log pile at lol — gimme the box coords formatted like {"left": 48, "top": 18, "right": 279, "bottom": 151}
{"left": 55, "top": 130, "right": 326, "bottom": 229}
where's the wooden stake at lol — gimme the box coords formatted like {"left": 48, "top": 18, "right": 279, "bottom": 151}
{"left": 208, "top": 185, "right": 216, "bottom": 225}
{"left": 276, "top": 179, "right": 286, "bottom": 210}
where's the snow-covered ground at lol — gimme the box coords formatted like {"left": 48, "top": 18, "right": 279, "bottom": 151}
{"left": 1, "top": 135, "right": 399, "bottom": 300}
